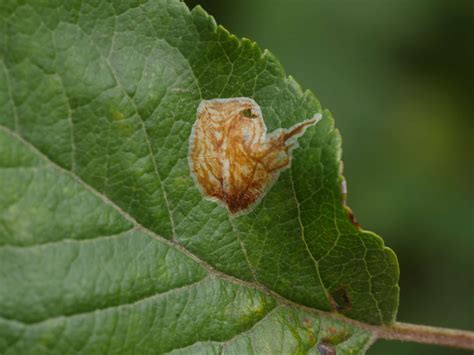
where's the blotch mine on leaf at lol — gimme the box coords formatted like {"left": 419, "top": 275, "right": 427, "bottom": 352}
{"left": 189, "top": 97, "right": 321, "bottom": 215}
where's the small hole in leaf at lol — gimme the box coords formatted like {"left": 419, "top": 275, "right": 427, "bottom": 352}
{"left": 328, "top": 286, "right": 352, "bottom": 312}
{"left": 240, "top": 108, "right": 257, "bottom": 119}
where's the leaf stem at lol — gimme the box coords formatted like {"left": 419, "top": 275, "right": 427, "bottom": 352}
{"left": 375, "top": 322, "right": 474, "bottom": 350}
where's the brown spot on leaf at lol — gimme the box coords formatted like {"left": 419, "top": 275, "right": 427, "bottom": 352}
{"left": 339, "top": 162, "right": 360, "bottom": 229}
{"left": 317, "top": 342, "right": 336, "bottom": 355}
{"left": 346, "top": 206, "right": 360, "bottom": 229}
{"left": 189, "top": 97, "right": 321, "bottom": 214}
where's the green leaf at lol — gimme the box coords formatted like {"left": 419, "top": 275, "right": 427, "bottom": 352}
{"left": 0, "top": 0, "right": 399, "bottom": 353}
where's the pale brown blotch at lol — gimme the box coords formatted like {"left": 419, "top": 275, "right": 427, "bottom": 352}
{"left": 189, "top": 97, "right": 321, "bottom": 215}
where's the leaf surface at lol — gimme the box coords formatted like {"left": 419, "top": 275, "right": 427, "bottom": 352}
{"left": 0, "top": 0, "right": 399, "bottom": 353}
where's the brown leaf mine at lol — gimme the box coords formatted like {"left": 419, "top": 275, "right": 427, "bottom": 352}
{"left": 189, "top": 97, "right": 321, "bottom": 215}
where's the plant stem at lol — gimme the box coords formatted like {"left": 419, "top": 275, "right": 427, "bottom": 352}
{"left": 375, "top": 322, "right": 474, "bottom": 350}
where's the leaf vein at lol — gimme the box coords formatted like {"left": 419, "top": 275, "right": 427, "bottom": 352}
{"left": 0, "top": 274, "right": 209, "bottom": 326}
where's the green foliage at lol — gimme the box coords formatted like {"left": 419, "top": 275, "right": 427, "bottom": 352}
{"left": 0, "top": 0, "right": 399, "bottom": 353}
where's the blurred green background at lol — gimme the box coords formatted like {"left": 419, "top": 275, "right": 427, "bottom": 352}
{"left": 185, "top": 0, "right": 474, "bottom": 354}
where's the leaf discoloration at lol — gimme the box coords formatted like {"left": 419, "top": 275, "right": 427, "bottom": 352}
{"left": 189, "top": 97, "right": 321, "bottom": 214}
